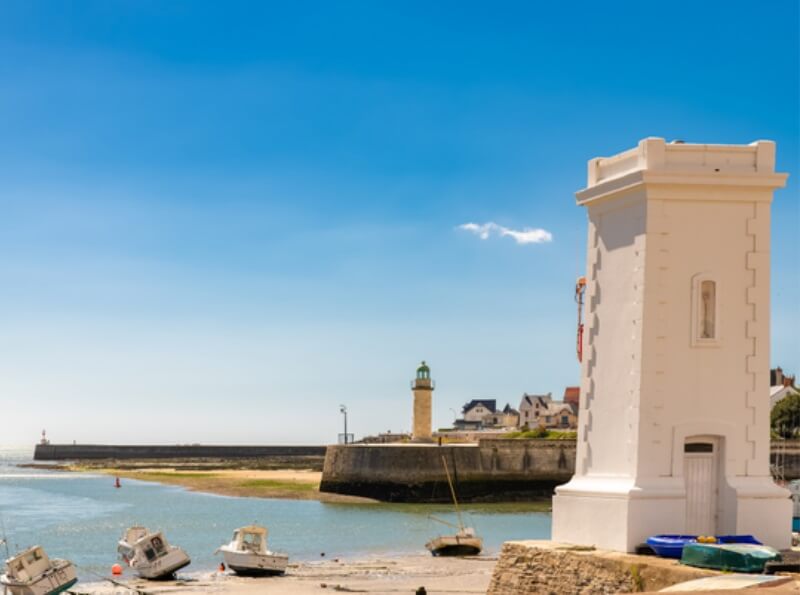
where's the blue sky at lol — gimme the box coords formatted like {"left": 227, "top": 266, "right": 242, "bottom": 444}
{"left": 0, "top": 1, "right": 797, "bottom": 445}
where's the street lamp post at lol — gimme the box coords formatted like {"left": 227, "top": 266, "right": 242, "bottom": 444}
{"left": 340, "top": 404, "right": 348, "bottom": 445}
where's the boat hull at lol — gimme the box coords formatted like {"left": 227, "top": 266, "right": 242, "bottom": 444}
{"left": 220, "top": 549, "right": 288, "bottom": 576}
{"left": 425, "top": 536, "right": 482, "bottom": 557}
{"left": 0, "top": 564, "right": 78, "bottom": 595}
{"left": 130, "top": 549, "right": 191, "bottom": 580}
{"left": 428, "top": 544, "right": 482, "bottom": 557}
{"left": 680, "top": 543, "right": 781, "bottom": 573}
{"left": 646, "top": 535, "right": 763, "bottom": 559}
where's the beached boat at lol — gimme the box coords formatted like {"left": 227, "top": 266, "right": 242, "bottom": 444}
{"left": 425, "top": 527, "right": 483, "bottom": 557}
{"left": 117, "top": 526, "right": 191, "bottom": 580}
{"left": 646, "top": 534, "right": 761, "bottom": 559}
{"left": 215, "top": 525, "right": 288, "bottom": 576}
{"left": 425, "top": 456, "right": 483, "bottom": 557}
{"left": 680, "top": 542, "right": 780, "bottom": 573}
{"left": 0, "top": 545, "right": 77, "bottom": 595}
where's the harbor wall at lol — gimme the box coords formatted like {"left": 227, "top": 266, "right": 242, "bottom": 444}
{"left": 34, "top": 444, "right": 326, "bottom": 460}
{"left": 487, "top": 540, "right": 715, "bottom": 595}
{"left": 319, "top": 439, "right": 575, "bottom": 503}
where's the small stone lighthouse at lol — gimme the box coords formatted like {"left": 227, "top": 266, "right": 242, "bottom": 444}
{"left": 412, "top": 361, "right": 434, "bottom": 441}
{"left": 552, "top": 138, "right": 791, "bottom": 551}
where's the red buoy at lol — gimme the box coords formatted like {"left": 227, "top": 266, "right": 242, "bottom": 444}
{"left": 111, "top": 563, "right": 123, "bottom": 576}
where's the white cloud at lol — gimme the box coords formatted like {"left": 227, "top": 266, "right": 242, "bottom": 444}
{"left": 457, "top": 222, "right": 553, "bottom": 245}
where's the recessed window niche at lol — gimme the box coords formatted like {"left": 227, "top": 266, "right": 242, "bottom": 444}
{"left": 692, "top": 274, "right": 720, "bottom": 347}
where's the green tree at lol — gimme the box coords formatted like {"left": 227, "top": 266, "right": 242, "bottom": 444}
{"left": 771, "top": 390, "right": 800, "bottom": 439}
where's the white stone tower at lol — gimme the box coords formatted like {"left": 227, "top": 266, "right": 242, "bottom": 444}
{"left": 552, "top": 138, "right": 791, "bottom": 552}
{"left": 412, "top": 361, "right": 434, "bottom": 442}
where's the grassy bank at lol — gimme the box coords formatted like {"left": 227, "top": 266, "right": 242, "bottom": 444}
{"left": 68, "top": 466, "right": 375, "bottom": 503}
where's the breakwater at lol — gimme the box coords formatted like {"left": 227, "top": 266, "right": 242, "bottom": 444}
{"left": 33, "top": 443, "right": 326, "bottom": 460}
{"left": 319, "top": 439, "right": 575, "bottom": 503}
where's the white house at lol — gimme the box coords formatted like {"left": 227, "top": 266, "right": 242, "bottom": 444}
{"left": 518, "top": 393, "right": 552, "bottom": 428}
{"left": 454, "top": 400, "right": 519, "bottom": 429}
{"left": 518, "top": 393, "right": 576, "bottom": 429}
{"left": 771, "top": 366, "right": 798, "bottom": 409}
{"left": 771, "top": 385, "right": 798, "bottom": 409}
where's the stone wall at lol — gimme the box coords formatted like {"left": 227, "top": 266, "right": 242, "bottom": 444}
{"left": 488, "top": 541, "right": 714, "bottom": 595}
{"left": 34, "top": 444, "right": 326, "bottom": 460}
{"left": 320, "top": 439, "right": 575, "bottom": 502}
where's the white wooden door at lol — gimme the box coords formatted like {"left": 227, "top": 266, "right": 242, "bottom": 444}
{"left": 684, "top": 441, "right": 718, "bottom": 535}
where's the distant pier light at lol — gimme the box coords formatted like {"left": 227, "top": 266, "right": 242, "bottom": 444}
{"left": 338, "top": 405, "right": 353, "bottom": 445}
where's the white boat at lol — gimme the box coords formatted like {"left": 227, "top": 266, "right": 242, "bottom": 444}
{"left": 425, "top": 456, "right": 483, "bottom": 557}
{"left": 215, "top": 525, "right": 288, "bottom": 576}
{"left": 0, "top": 545, "right": 77, "bottom": 595}
{"left": 117, "top": 526, "right": 190, "bottom": 580}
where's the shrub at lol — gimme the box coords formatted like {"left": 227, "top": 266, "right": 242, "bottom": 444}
{"left": 771, "top": 390, "right": 800, "bottom": 439}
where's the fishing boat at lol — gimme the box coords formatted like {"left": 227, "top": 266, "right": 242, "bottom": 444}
{"left": 215, "top": 525, "right": 288, "bottom": 576}
{"left": 0, "top": 545, "right": 77, "bottom": 595}
{"left": 117, "top": 526, "right": 191, "bottom": 580}
{"left": 425, "top": 456, "right": 483, "bottom": 557}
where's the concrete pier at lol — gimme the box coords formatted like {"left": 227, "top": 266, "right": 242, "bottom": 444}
{"left": 34, "top": 443, "right": 326, "bottom": 460}
{"left": 320, "top": 439, "right": 575, "bottom": 502}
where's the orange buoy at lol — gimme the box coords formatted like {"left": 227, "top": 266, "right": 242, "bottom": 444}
{"left": 111, "top": 563, "right": 123, "bottom": 576}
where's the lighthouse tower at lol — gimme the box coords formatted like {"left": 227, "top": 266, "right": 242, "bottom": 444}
{"left": 552, "top": 138, "right": 791, "bottom": 552}
{"left": 412, "top": 361, "right": 434, "bottom": 442}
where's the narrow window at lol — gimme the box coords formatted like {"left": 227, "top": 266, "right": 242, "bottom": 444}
{"left": 700, "top": 280, "right": 716, "bottom": 339}
{"left": 692, "top": 274, "right": 720, "bottom": 346}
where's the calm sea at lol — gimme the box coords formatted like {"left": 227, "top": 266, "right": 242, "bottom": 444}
{"left": 0, "top": 447, "right": 551, "bottom": 580}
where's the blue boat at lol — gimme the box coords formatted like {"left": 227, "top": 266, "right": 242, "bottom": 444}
{"left": 646, "top": 535, "right": 762, "bottom": 559}
{"left": 646, "top": 535, "right": 698, "bottom": 559}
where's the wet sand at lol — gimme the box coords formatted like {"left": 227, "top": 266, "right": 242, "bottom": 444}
{"left": 79, "top": 554, "right": 495, "bottom": 594}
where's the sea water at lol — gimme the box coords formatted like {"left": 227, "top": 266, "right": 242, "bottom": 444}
{"left": 0, "top": 447, "right": 551, "bottom": 580}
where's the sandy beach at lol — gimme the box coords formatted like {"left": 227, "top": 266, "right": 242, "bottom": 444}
{"left": 78, "top": 554, "right": 495, "bottom": 594}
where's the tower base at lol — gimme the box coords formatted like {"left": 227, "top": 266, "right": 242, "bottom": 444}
{"left": 552, "top": 476, "right": 791, "bottom": 552}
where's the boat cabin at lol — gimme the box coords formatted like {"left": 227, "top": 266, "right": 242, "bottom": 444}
{"left": 140, "top": 534, "right": 169, "bottom": 562}
{"left": 121, "top": 527, "right": 172, "bottom": 563}
{"left": 4, "top": 546, "right": 52, "bottom": 582}
{"left": 231, "top": 525, "right": 268, "bottom": 554}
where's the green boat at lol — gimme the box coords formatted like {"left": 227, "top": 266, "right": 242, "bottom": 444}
{"left": 680, "top": 542, "right": 781, "bottom": 573}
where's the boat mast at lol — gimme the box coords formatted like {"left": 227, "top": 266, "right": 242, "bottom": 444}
{"left": 441, "top": 455, "right": 465, "bottom": 532}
